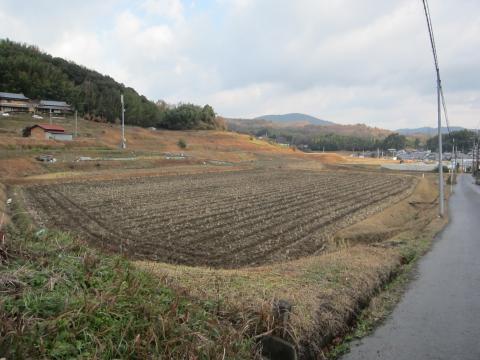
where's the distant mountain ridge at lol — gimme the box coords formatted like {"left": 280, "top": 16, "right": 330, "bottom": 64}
{"left": 255, "top": 113, "right": 335, "bottom": 126}
{"left": 396, "top": 126, "right": 465, "bottom": 136}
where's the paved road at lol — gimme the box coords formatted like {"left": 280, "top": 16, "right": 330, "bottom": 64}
{"left": 342, "top": 174, "right": 480, "bottom": 360}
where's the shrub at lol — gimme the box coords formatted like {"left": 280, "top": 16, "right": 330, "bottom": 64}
{"left": 177, "top": 138, "right": 187, "bottom": 149}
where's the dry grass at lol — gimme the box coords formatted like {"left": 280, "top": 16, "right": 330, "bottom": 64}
{"left": 0, "top": 183, "right": 9, "bottom": 263}
{"left": 335, "top": 175, "right": 438, "bottom": 246}
{"left": 136, "top": 246, "right": 405, "bottom": 359}
{"left": 0, "top": 183, "right": 7, "bottom": 224}
{"left": 13, "top": 164, "right": 251, "bottom": 185}
{"left": 0, "top": 115, "right": 300, "bottom": 182}
{"left": 0, "top": 158, "right": 44, "bottom": 178}
{"left": 300, "top": 153, "right": 346, "bottom": 164}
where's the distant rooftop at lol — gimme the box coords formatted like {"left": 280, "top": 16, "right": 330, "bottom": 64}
{"left": 0, "top": 92, "right": 29, "bottom": 100}
{"left": 39, "top": 100, "right": 70, "bottom": 107}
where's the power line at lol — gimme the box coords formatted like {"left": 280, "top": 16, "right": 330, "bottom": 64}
{"left": 423, "top": 0, "right": 439, "bottom": 69}
{"left": 421, "top": 0, "right": 447, "bottom": 217}
{"left": 422, "top": 0, "right": 451, "bottom": 135}
{"left": 440, "top": 87, "right": 451, "bottom": 134}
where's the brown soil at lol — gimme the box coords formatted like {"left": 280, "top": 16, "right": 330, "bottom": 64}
{"left": 21, "top": 169, "right": 414, "bottom": 268}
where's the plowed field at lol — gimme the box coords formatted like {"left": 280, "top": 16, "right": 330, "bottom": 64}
{"left": 24, "top": 170, "right": 415, "bottom": 268}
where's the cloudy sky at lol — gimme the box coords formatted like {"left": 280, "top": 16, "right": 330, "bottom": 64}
{"left": 1, "top": 0, "right": 479, "bottom": 129}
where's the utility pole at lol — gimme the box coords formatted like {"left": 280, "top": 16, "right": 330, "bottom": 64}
{"left": 74, "top": 110, "right": 78, "bottom": 138}
{"left": 472, "top": 139, "right": 475, "bottom": 174}
{"left": 49, "top": 108, "right": 52, "bottom": 125}
{"left": 471, "top": 138, "right": 475, "bottom": 175}
{"left": 475, "top": 139, "right": 479, "bottom": 177}
{"left": 477, "top": 130, "right": 480, "bottom": 177}
{"left": 120, "top": 94, "right": 126, "bottom": 149}
{"left": 475, "top": 139, "right": 480, "bottom": 177}
{"left": 450, "top": 138, "right": 455, "bottom": 194}
{"left": 437, "top": 77, "right": 445, "bottom": 216}
{"left": 454, "top": 139, "right": 457, "bottom": 173}
{"left": 475, "top": 128, "right": 480, "bottom": 179}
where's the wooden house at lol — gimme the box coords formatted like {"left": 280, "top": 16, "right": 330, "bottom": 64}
{"left": 0, "top": 92, "right": 33, "bottom": 113}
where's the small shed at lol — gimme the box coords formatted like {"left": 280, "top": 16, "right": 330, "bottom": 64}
{"left": 24, "top": 124, "right": 73, "bottom": 141}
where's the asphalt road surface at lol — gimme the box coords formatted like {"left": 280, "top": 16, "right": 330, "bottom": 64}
{"left": 342, "top": 174, "right": 480, "bottom": 360}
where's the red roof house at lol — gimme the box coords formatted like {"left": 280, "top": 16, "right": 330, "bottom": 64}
{"left": 33, "top": 124, "right": 65, "bottom": 133}
{"left": 23, "top": 124, "right": 72, "bottom": 141}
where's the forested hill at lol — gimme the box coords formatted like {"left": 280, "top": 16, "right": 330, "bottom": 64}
{"left": 0, "top": 39, "right": 218, "bottom": 129}
{"left": 255, "top": 113, "right": 334, "bottom": 126}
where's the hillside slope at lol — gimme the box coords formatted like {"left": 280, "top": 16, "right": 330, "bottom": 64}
{"left": 0, "top": 39, "right": 162, "bottom": 126}
{"left": 0, "top": 113, "right": 307, "bottom": 179}
{"left": 0, "top": 39, "right": 218, "bottom": 130}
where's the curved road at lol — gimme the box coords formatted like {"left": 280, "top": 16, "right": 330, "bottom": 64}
{"left": 342, "top": 174, "right": 480, "bottom": 360}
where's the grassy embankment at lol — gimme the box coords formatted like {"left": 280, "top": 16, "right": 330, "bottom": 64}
{"left": 0, "top": 185, "right": 253, "bottom": 359}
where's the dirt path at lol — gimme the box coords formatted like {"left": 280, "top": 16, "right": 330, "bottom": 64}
{"left": 342, "top": 174, "right": 480, "bottom": 360}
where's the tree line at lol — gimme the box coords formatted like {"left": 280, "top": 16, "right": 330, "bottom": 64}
{"left": 0, "top": 39, "right": 218, "bottom": 130}
{"left": 231, "top": 124, "right": 408, "bottom": 151}
{"left": 426, "top": 129, "right": 479, "bottom": 153}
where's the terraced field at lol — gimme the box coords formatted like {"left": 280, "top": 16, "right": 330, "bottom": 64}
{"left": 24, "top": 170, "right": 415, "bottom": 268}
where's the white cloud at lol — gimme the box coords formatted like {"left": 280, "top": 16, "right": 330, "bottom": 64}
{"left": 141, "top": 0, "right": 184, "bottom": 21}
{"left": 48, "top": 32, "right": 104, "bottom": 70}
{"left": 0, "top": 9, "right": 29, "bottom": 39}
{"left": 0, "top": 0, "right": 479, "bottom": 129}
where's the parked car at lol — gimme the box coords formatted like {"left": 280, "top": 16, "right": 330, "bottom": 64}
{"left": 1, "top": 112, "right": 10, "bottom": 117}
{"left": 32, "top": 114, "right": 43, "bottom": 119}
{"left": 35, "top": 154, "right": 57, "bottom": 163}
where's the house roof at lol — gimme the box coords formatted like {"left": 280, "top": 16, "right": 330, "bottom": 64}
{"left": 33, "top": 124, "right": 66, "bottom": 132}
{"left": 0, "top": 92, "right": 29, "bottom": 100}
{"left": 39, "top": 100, "right": 70, "bottom": 107}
